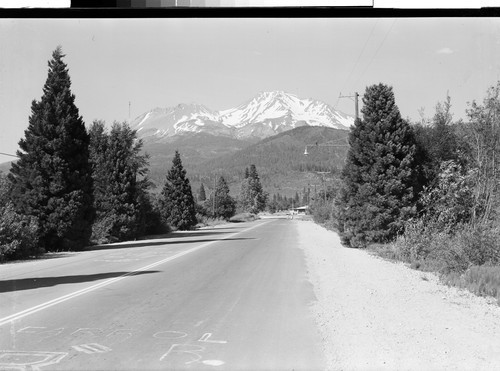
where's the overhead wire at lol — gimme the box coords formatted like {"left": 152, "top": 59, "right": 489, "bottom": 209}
{"left": 334, "top": 19, "right": 379, "bottom": 110}
{"left": 353, "top": 19, "right": 397, "bottom": 89}
{"left": 0, "top": 152, "right": 19, "bottom": 158}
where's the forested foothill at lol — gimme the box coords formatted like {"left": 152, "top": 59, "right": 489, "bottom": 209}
{"left": 0, "top": 47, "right": 267, "bottom": 262}
{"left": 313, "top": 82, "right": 500, "bottom": 304}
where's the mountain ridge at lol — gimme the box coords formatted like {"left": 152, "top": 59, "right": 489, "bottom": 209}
{"left": 132, "top": 91, "right": 354, "bottom": 142}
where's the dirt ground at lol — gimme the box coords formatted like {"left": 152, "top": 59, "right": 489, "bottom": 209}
{"left": 296, "top": 220, "right": 500, "bottom": 371}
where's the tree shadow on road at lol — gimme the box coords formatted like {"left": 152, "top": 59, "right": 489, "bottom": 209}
{"left": 139, "top": 230, "right": 235, "bottom": 241}
{"left": 0, "top": 270, "right": 160, "bottom": 293}
{"left": 87, "top": 237, "right": 255, "bottom": 251}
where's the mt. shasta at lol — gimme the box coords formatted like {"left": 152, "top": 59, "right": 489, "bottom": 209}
{"left": 132, "top": 91, "right": 354, "bottom": 141}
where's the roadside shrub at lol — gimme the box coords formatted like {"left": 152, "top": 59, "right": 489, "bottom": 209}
{"left": 229, "top": 213, "right": 258, "bottom": 223}
{"left": 311, "top": 203, "right": 332, "bottom": 225}
{"left": 91, "top": 210, "right": 138, "bottom": 245}
{"left": 196, "top": 216, "right": 227, "bottom": 228}
{"left": 368, "top": 243, "right": 403, "bottom": 261}
{"left": 0, "top": 203, "right": 41, "bottom": 262}
{"left": 392, "top": 219, "right": 436, "bottom": 263}
{"left": 390, "top": 219, "right": 500, "bottom": 274}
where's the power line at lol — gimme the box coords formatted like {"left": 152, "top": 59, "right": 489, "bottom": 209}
{"left": 0, "top": 152, "right": 19, "bottom": 158}
{"left": 335, "top": 19, "right": 379, "bottom": 110}
{"left": 353, "top": 19, "right": 397, "bottom": 89}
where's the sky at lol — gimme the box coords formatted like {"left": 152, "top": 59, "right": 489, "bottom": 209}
{"left": 1, "top": 17, "right": 500, "bottom": 163}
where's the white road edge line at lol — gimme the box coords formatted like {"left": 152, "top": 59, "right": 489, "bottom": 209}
{"left": 0, "top": 221, "right": 269, "bottom": 327}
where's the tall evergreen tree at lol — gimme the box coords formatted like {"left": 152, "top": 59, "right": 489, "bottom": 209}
{"left": 8, "top": 46, "right": 93, "bottom": 251}
{"left": 159, "top": 151, "right": 197, "bottom": 230}
{"left": 239, "top": 164, "right": 268, "bottom": 213}
{"left": 210, "top": 176, "right": 236, "bottom": 220}
{"left": 337, "top": 83, "right": 419, "bottom": 247}
{"left": 198, "top": 183, "right": 207, "bottom": 202}
{"left": 89, "top": 121, "right": 151, "bottom": 242}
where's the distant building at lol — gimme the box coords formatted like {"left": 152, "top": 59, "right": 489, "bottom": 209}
{"left": 290, "top": 206, "right": 309, "bottom": 215}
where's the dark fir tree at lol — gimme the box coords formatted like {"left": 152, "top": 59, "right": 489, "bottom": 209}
{"left": 159, "top": 151, "right": 197, "bottom": 230}
{"left": 198, "top": 183, "right": 207, "bottom": 202}
{"left": 8, "top": 47, "right": 93, "bottom": 251}
{"left": 337, "top": 83, "right": 419, "bottom": 248}
{"left": 211, "top": 176, "right": 236, "bottom": 220}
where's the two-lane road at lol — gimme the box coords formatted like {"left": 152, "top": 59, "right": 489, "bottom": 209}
{"left": 0, "top": 218, "right": 325, "bottom": 370}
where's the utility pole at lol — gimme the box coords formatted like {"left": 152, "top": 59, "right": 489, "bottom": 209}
{"left": 129, "top": 101, "right": 131, "bottom": 122}
{"left": 339, "top": 92, "right": 359, "bottom": 121}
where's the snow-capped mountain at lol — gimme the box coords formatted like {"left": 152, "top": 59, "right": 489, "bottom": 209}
{"left": 131, "top": 91, "right": 353, "bottom": 141}
{"left": 132, "top": 103, "right": 232, "bottom": 140}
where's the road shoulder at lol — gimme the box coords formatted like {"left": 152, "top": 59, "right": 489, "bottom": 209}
{"left": 296, "top": 220, "right": 500, "bottom": 371}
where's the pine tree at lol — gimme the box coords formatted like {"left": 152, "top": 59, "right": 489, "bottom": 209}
{"left": 211, "top": 176, "right": 236, "bottom": 220}
{"left": 89, "top": 121, "right": 151, "bottom": 242}
{"left": 239, "top": 164, "right": 268, "bottom": 213}
{"left": 159, "top": 151, "right": 197, "bottom": 230}
{"left": 8, "top": 46, "right": 93, "bottom": 251}
{"left": 198, "top": 183, "right": 207, "bottom": 202}
{"left": 338, "top": 83, "right": 419, "bottom": 247}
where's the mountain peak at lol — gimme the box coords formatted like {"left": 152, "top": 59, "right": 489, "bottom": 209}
{"left": 132, "top": 91, "right": 354, "bottom": 141}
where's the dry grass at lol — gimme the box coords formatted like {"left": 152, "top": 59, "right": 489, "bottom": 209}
{"left": 443, "top": 265, "right": 500, "bottom": 304}
{"left": 369, "top": 222, "right": 500, "bottom": 305}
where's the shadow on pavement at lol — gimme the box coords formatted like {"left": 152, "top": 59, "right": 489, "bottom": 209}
{"left": 138, "top": 230, "right": 234, "bottom": 241}
{"left": 88, "top": 237, "right": 255, "bottom": 251}
{"left": 0, "top": 270, "right": 160, "bottom": 293}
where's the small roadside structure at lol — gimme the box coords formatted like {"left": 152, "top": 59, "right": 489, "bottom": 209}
{"left": 290, "top": 206, "right": 309, "bottom": 215}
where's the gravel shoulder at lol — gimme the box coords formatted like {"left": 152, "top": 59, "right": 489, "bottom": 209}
{"left": 296, "top": 220, "right": 500, "bottom": 371}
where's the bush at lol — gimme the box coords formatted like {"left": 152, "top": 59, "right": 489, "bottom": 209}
{"left": 391, "top": 220, "right": 500, "bottom": 274}
{"left": 229, "top": 213, "right": 258, "bottom": 223}
{"left": 311, "top": 203, "right": 332, "bottom": 224}
{"left": 0, "top": 203, "right": 41, "bottom": 262}
{"left": 195, "top": 215, "right": 227, "bottom": 228}
{"left": 374, "top": 220, "right": 500, "bottom": 303}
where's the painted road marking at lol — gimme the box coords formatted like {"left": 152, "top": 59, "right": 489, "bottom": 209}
{"left": 70, "top": 328, "right": 103, "bottom": 337}
{"left": 198, "top": 333, "right": 227, "bottom": 344}
{"left": 0, "top": 221, "right": 269, "bottom": 327}
{"left": 0, "top": 350, "right": 67, "bottom": 371}
{"left": 159, "top": 344, "right": 205, "bottom": 364}
{"left": 153, "top": 331, "right": 188, "bottom": 339}
{"left": 203, "top": 359, "right": 225, "bottom": 366}
{"left": 71, "top": 343, "right": 112, "bottom": 354}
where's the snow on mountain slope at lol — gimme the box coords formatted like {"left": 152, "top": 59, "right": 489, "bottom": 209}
{"left": 132, "top": 91, "right": 353, "bottom": 141}
{"left": 131, "top": 103, "right": 231, "bottom": 140}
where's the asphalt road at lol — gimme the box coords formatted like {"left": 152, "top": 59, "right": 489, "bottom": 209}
{"left": 0, "top": 218, "right": 325, "bottom": 370}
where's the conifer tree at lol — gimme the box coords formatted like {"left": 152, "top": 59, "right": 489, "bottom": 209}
{"left": 198, "top": 183, "right": 207, "bottom": 202}
{"left": 239, "top": 164, "right": 268, "bottom": 213}
{"left": 338, "top": 83, "right": 418, "bottom": 247}
{"left": 8, "top": 46, "right": 93, "bottom": 251}
{"left": 210, "top": 176, "right": 236, "bottom": 220}
{"left": 159, "top": 151, "right": 197, "bottom": 230}
{"left": 89, "top": 121, "right": 151, "bottom": 242}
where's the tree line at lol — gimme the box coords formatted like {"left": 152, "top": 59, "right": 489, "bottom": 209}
{"left": 0, "top": 47, "right": 268, "bottom": 262}
{"left": 314, "top": 81, "right": 500, "bottom": 287}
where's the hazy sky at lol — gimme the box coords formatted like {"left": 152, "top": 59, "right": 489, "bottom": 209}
{"left": 1, "top": 17, "right": 499, "bottom": 163}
